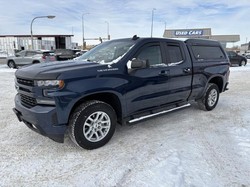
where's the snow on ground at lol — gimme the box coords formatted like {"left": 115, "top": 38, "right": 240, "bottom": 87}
{"left": 0, "top": 62, "right": 250, "bottom": 186}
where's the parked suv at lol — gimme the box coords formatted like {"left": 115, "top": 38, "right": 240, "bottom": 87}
{"left": 226, "top": 51, "right": 247, "bottom": 66}
{"left": 7, "top": 50, "right": 56, "bottom": 68}
{"left": 54, "top": 49, "right": 76, "bottom": 61}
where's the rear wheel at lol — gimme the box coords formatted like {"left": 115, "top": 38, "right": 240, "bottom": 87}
{"left": 239, "top": 60, "right": 246, "bottom": 66}
{"left": 69, "top": 100, "right": 117, "bottom": 149}
{"left": 198, "top": 83, "right": 220, "bottom": 111}
{"left": 8, "top": 60, "right": 16, "bottom": 68}
{"left": 33, "top": 61, "right": 40, "bottom": 64}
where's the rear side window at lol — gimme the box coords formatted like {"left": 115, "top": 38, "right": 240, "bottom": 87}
{"left": 192, "top": 45, "right": 226, "bottom": 61}
{"left": 55, "top": 49, "right": 74, "bottom": 55}
{"left": 26, "top": 51, "right": 38, "bottom": 56}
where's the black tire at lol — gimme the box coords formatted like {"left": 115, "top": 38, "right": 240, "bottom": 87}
{"left": 239, "top": 60, "right": 246, "bottom": 66}
{"left": 8, "top": 60, "right": 16, "bottom": 69}
{"left": 33, "top": 61, "right": 40, "bottom": 64}
{"left": 69, "top": 100, "right": 117, "bottom": 150}
{"left": 198, "top": 83, "right": 220, "bottom": 111}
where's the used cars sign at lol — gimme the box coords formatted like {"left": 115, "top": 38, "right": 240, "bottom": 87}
{"left": 175, "top": 30, "right": 203, "bottom": 36}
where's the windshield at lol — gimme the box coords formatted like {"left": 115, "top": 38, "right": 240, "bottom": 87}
{"left": 78, "top": 39, "right": 135, "bottom": 64}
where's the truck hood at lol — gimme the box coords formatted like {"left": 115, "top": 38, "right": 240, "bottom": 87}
{"left": 15, "top": 60, "right": 108, "bottom": 80}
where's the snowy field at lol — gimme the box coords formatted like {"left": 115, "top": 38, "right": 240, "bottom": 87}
{"left": 0, "top": 62, "right": 250, "bottom": 187}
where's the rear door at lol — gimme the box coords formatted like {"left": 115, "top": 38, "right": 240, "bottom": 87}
{"left": 163, "top": 41, "right": 192, "bottom": 103}
{"left": 20, "top": 51, "right": 38, "bottom": 65}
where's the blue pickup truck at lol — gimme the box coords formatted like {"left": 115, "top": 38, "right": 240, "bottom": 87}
{"left": 13, "top": 36, "right": 230, "bottom": 149}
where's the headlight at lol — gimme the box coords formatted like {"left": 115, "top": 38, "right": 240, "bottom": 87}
{"left": 35, "top": 80, "right": 64, "bottom": 89}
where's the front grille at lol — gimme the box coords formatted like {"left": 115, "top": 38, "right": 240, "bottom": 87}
{"left": 17, "top": 78, "right": 34, "bottom": 87}
{"left": 20, "top": 94, "right": 37, "bottom": 108}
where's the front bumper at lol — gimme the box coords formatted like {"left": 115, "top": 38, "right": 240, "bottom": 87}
{"left": 13, "top": 94, "right": 67, "bottom": 143}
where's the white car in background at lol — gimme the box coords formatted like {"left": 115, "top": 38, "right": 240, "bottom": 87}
{"left": 0, "top": 50, "right": 8, "bottom": 58}
{"left": 6, "top": 50, "right": 56, "bottom": 68}
{"left": 243, "top": 53, "right": 250, "bottom": 59}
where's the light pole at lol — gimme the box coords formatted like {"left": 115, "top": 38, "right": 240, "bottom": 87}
{"left": 82, "top": 13, "right": 89, "bottom": 49}
{"left": 30, "top": 15, "right": 55, "bottom": 50}
{"left": 105, "top": 21, "right": 110, "bottom": 40}
{"left": 151, "top": 8, "right": 156, "bottom": 37}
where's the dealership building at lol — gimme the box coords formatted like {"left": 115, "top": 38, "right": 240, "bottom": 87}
{"left": 163, "top": 28, "right": 240, "bottom": 48}
{"left": 0, "top": 34, "right": 77, "bottom": 56}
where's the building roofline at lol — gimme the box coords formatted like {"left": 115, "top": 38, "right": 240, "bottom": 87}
{"left": 0, "top": 34, "right": 74, "bottom": 37}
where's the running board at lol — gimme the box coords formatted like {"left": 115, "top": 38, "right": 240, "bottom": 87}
{"left": 128, "top": 103, "right": 191, "bottom": 124}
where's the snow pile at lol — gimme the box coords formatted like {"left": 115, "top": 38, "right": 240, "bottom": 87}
{"left": 0, "top": 64, "right": 250, "bottom": 186}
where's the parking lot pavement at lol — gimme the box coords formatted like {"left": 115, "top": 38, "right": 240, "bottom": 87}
{"left": 0, "top": 65, "right": 250, "bottom": 186}
{"left": 0, "top": 58, "right": 6, "bottom": 64}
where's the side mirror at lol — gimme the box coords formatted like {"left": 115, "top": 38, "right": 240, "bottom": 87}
{"left": 131, "top": 58, "right": 149, "bottom": 69}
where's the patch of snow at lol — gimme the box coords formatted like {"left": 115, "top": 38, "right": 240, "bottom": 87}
{"left": 0, "top": 63, "right": 250, "bottom": 186}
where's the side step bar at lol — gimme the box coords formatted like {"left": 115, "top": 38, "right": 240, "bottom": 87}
{"left": 128, "top": 103, "right": 191, "bottom": 124}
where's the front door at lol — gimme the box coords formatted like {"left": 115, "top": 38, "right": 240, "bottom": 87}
{"left": 125, "top": 42, "right": 171, "bottom": 115}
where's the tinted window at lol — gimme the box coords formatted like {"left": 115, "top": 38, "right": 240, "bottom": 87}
{"left": 55, "top": 49, "right": 74, "bottom": 55}
{"left": 137, "top": 45, "right": 163, "bottom": 66}
{"left": 192, "top": 46, "right": 225, "bottom": 60}
{"left": 26, "top": 51, "right": 38, "bottom": 56}
{"left": 16, "top": 51, "right": 25, "bottom": 57}
{"left": 166, "top": 45, "right": 183, "bottom": 64}
{"left": 226, "top": 51, "right": 236, "bottom": 57}
{"left": 42, "top": 51, "right": 54, "bottom": 56}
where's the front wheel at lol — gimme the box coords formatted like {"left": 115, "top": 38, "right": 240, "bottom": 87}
{"left": 8, "top": 60, "right": 16, "bottom": 69}
{"left": 198, "top": 83, "right": 220, "bottom": 111}
{"left": 69, "top": 100, "right": 117, "bottom": 150}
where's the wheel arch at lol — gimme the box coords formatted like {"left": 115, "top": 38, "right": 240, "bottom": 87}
{"left": 208, "top": 76, "right": 224, "bottom": 93}
{"left": 69, "top": 92, "right": 123, "bottom": 125}
{"left": 32, "top": 60, "right": 40, "bottom": 64}
{"left": 7, "top": 59, "right": 15, "bottom": 64}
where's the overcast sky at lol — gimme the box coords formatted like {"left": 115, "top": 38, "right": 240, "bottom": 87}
{"left": 1, "top": 0, "right": 250, "bottom": 46}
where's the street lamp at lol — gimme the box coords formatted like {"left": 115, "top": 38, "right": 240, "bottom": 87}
{"left": 105, "top": 21, "right": 110, "bottom": 40}
{"left": 30, "top": 15, "right": 55, "bottom": 50}
{"left": 151, "top": 8, "right": 156, "bottom": 37}
{"left": 82, "top": 13, "right": 89, "bottom": 49}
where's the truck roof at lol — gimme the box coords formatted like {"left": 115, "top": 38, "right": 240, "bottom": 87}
{"left": 118, "top": 36, "right": 222, "bottom": 47}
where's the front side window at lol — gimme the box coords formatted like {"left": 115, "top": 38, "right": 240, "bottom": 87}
{"left": 137, "top": 45, "right": 163, "bottom": 66}
{"left": 16, "top": 51, "right": 25, "bottom": 57}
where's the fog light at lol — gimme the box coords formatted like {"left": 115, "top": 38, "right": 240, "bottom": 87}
{"left": 36, "top": 99, "right": 55, "bottom": 105}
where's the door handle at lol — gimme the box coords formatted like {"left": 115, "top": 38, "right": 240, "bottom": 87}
{"left": 159, "top": 70, "right": 169, "bottom": 76}
{"left": 183, "top": 68, "right": 191, "bottom": 73}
